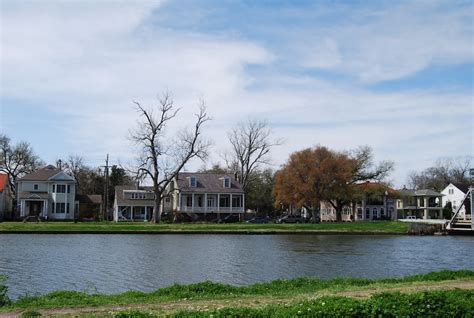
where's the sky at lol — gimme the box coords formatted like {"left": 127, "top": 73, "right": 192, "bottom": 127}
{"left": 0, "top": 0, "right": 473, "bottom": 187}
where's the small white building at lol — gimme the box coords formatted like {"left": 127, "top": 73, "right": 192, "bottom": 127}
{"left": 441, "top": 183, "right": 469, "bottom": 219}
{"left": 16, "top": 165, "right": 76, "bottom": 220}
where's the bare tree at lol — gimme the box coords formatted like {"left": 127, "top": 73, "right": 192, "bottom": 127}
{"left": 225, "top": 119, "right": 281, "bottom": 192}
{"left": 407, "top": 157, "right": 472, "bottom": 191}
{"left": 0, "top": 134, "right": 43, "bottom": 197}
{"left": 130, "top": 92, "right": 210, "bottom": 223}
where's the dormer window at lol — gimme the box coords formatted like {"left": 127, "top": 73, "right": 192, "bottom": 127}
{"left": 223, "top": 177, "right": 230, "bottom": 188}
{"left": 189, "top": 176, "right": 197, "bottom": 187}
{"left": 34, "top": 184, "right": 38, "bottom": 190}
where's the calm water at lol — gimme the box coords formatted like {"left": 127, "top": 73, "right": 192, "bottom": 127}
{"left": 0, "top": 234, "right": 473, "bottom": 299}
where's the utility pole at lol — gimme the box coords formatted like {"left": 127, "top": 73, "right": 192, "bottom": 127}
{"left": 102, "top": 154, "right": 110, "bottom": 221}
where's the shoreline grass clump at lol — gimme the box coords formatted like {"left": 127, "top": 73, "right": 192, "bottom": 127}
{"left": 169, "top": 290, "right": 474, "bottom": 318}
{"left": 1, "top": 270, "right": 473, "bottom": 311}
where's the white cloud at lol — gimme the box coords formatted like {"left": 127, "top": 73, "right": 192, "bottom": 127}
{"left": 1, "top": 1, "right": 472, "bottom": 187}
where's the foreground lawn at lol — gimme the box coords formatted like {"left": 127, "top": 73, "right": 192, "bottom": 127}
{"left": 0, "top": 220, "right": 410, "bottom": 233}
{"left": 1, "top": 270, "right": 473, "bottom": 317}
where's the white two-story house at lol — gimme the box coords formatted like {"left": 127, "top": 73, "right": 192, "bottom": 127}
{"left": 16, "top": 165, "right": 76, "bottom": 220}
{"left": 165, "top": 172, "right": 245, "bottom": 220}
{"left": 441, "top": 183, "right": 470, "bottom": 220}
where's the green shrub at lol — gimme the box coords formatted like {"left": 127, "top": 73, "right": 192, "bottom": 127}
{"left": 0, "top": 275, "right": 10, "bottom": 307}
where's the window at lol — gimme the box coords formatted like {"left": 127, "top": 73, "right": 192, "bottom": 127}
{"left": 67, "top": 185, "right": 71, "bottom": 193}
{"left": 55, "top": 203, "right": 66, "bottom": 213}
{"left": 419, "top": 198, "right": 424, "bottom": 207}
{"left": 372, "top": 207, "right": 378, "bottom": 218}
{"left": 34, "top": 184, "right": 38, "bottom": 190}
{"left": 186, "top": 196, "right": 193, "bottom": 207}
{"left": 449, "top": 189, "right": 454, "bottom": 195}
{"left": 189, "top": 176, "right": 197, "bottom": 187}
{"left": 223, "top": 177, "right": 230, "bottom": 188}
{"left": 365, "top": 208, "right": 370, "bottom": 219}
{"left": 66, "top": 203, "right": 70, "bottom": 214}
{"left": 52, "top": 184, "right": 56, "bottom": 192}
{"left": 55, "top": 185, "right": 66, "bottom": 193}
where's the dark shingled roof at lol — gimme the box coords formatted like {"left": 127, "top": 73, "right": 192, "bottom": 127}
{"left": 18, "top": 165, "right": 62, "bottom": 181}
{"left": 177, "top": 172, "right": 244, "bottom": 193}
{"left": 398, "top": 189, "right": 443, "bottom": 197}
{"left": 114, "top": 185, "right": 155, "bottom": 207}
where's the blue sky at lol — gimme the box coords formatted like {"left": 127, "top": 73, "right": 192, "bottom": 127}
{"left": 1, "top": 0, "right": 472, "bottom": 186}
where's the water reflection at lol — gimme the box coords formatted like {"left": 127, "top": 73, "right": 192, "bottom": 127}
{"left": 0, "top": 234, "right": 472, "bottom": 299}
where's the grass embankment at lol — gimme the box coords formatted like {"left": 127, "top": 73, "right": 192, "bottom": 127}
{"left": 1, "top": 270, "right": 473, "bottom": 317}
{"left": 0, "top": 221, "right": 409, "bottom": 234}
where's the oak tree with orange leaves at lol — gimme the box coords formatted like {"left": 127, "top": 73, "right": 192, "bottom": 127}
{"left": 273, "top": 146, "right": 353, "bottom": 222}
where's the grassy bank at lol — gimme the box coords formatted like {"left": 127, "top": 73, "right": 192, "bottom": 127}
{"left": 1, "top": 270, "right": 473, "bottom": 316}
{"left": 0, "top": 220, "right": 410, "bottom": 234}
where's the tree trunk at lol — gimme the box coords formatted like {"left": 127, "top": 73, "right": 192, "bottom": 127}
{"left": 152, "top": 197, "right": 162, "bottom": 223}
{"left": 336, "top": 206, "right": 343, "bottom": 222}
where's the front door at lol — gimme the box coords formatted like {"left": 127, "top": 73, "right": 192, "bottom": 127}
{"left": 28, "top": 201, "right": 42, "bottom": 216}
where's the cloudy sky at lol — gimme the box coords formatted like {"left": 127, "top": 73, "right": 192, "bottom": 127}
{"left": 1, "top": 0, "right": 472, "bottom": 186}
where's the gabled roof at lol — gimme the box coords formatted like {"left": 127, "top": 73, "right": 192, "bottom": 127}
{"left": 114, "top": 185, "right": 155, "bottom": 207}
{"left": 176, "top": 172, "right": 244, "bottom": 193}
{"left": 451, "top": 183, "right": 470, "bottom": 194}
{"left": 0, "top": 173, "right": 8, "bottom": 193}
{"left": 17, "top": 165, "right": 74, "bottom": 182}
{"left": 18, "top": 192, "right": 50, "bottom": 200}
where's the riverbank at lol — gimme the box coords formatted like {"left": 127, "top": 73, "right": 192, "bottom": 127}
{"left": 0, "top": 221, "right": 410, "bottom": 234}
{"left": 0, "top": 270, "right": 473, "bottom": 317}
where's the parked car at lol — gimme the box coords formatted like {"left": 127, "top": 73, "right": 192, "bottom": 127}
{"left": 219, "top": 214, "right": 241, "bottom": 223}
{"left": 246, "top": 216, "right": 269, "bottom": 224}
{"left": 276, "top": 215, "right": 307, "bottom": 224}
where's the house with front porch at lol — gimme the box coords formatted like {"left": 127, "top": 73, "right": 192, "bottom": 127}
{"left": 396, "top": 188, "right": 444, "bottom": 219}
{"left": 165, "top": 172, "right": 245, "bottom": 220}
{"left": 320, "top": 182, "right": 398, "bottom": 222}
{"left": 15, "top": 165, "right": 76, "bottom": 220}
{"left": 113, "top": 185, "right": 159, "bottom": 221}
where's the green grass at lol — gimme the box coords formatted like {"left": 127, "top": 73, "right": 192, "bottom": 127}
{"left": 0, "top": 220, "right": 409, "bottom": 234}
{"left": 169, "top": 289, "right": 474, "bottom": 318}
{"left": 1, "top": 270, "right": 473, "bottom": 311}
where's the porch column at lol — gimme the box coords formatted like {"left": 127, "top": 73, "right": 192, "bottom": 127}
{"left": 204, "top": 193, "right": 208, "bottom": 212}
{"left": 217, "top": 194, "right": 220, "bottom": 212}
{"left": 230, "top": 194, "right": 233, "bottom": 212}
{"left": 192, "top": 193, "right": 195, "bottom": 212}
{"left": 145, "top": 207, "right": 148, "bottom": 221}
{"left": 242, "top": 194, "right": 245, "bottom": 213}
{"left": 20, "top": 200, "right": 25, "bottom": 217}
{"left": 423, "top": 198, "right": 428, "bottom": 219}
{"left": 42, "top": 200, "right": 46, "bottom": 218}
{"left": 131, "top": 206, "right": 134, "bottom": 220}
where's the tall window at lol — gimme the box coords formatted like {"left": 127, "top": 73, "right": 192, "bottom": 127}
{"left": 372, "top": 207, "right": 378, "bottom": 218}
{"left": 186, "top": 196, "right": 193, "bottom": 207}
{"left": 55, "top": 185, "right": 66, "bottom": 193}
{"left": 224, "top": 177, "right": 230, "bottom": 188}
